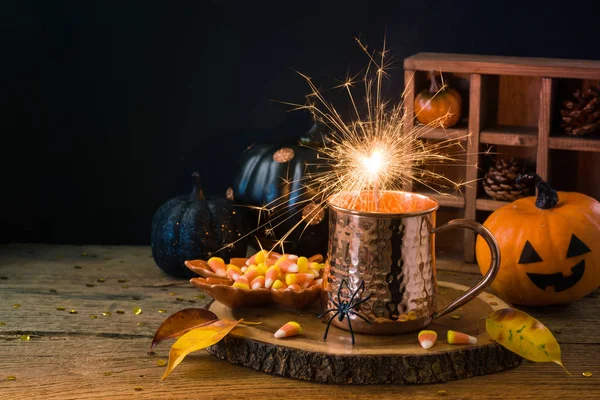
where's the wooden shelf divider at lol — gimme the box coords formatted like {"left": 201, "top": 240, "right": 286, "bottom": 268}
{"left": 402, "top": 69, "right": 416, "bottom": 193}
{"left": 537, "top": 77, "right": 552, "bottom": 180}
{"left": 403, "top": 53, "right": 600, "bottom": 263}
{"left": 463, "top": 73, "right": 483, "bottom": 263}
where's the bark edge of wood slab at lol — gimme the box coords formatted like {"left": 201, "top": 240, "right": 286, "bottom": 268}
{"left": 204, "top": 282, "right": 522, "bottom": 384}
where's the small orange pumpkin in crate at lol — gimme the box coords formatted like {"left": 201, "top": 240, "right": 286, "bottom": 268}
{"left": 476, "top": 173, "right": 600, "bottom": 306}
{"left": 414, "top": 71, "right": 462, "bottom": 128}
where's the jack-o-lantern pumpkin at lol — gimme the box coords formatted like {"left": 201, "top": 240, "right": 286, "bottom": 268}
{"left": 476, "top": 173, "right": 600, "bottom": 306}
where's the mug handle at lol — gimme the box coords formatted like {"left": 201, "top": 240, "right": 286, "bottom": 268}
{"left": 430, "top": 218, "right": 501, "bottom": 319}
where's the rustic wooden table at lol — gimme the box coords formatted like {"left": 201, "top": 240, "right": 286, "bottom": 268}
{"left": 1, "top": 244, "right": 598, "bottom": 399}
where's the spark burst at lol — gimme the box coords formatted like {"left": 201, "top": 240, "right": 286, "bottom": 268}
{"left": 223, "top": 38, "right": 472, "bottom": 253}
{"left": 279, "top": 37, "right": 470, "bottom": 215}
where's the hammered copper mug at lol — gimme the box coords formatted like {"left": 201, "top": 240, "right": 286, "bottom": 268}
{"left": 323, "top": 190, "right": 500, "bottom": 335}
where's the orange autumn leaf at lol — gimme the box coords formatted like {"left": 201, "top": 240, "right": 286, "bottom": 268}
{"left": 162, "top": 318, "right": 242, "bottom": 380}
{"left": 151, "top": 308, "right": 218, "bottom": 350}
{"left": 486, "top": 308, "right": 569, "bottom": 373}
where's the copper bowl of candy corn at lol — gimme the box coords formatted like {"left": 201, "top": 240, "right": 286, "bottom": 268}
{"left": 184, "top": 250, "right": 325, "bottom": 309}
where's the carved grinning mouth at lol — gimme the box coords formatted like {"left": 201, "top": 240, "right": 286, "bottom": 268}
{"left": 526, "top": 260, "right": 585, "bottom": 293}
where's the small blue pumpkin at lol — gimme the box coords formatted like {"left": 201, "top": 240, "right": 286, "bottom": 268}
{"left": 151, "top": 172, "right": 249, "bottom": 278}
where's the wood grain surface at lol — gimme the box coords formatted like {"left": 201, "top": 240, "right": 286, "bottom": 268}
{"left": 1, "top": 244, "right": 599, "bottom": 399}
{"left": 205, "top": 283, "right": 520, "bottom": 384}
{"left": 404, "top": 53, "right": 600, "bottom": 79}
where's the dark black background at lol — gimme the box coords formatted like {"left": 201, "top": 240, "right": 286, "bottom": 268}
{"left": 2, "top": 0, "right": 599, "bottom": 245}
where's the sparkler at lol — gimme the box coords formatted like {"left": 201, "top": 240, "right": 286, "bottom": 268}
{"left": 223, "top": 37, "right": 472, "bottom": 253}
{"left": 279, "top": 38, "right": 470, "bottom": 215}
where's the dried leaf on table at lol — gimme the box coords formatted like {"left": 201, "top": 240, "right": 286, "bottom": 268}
{"left": 162, "top": 318, "right": 242, "bottom": 379}
{"left": 151, "top": 308, "right": 218, "bottom": 350}
{"left": 486, "top": 308, "right": 569, "bottom": 373}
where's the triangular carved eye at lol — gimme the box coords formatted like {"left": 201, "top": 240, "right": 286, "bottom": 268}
{"left": 567, "top": 234, "right": 591, "bottom": 258}
{"left": 519, "top": 241, "right": 543, "bottom": 264}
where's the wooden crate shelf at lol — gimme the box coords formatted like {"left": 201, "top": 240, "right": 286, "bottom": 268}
{"left": 549, "top": 135, "right": 600, "bottom": 152}
{"left": 404, "top": 53, "right": 600, "bottom": 262}
{"left": 417, "top": 125, "right": 469, "bottom": 141}
{"left": 480, "top": 126, "right": 538, "bottom": 147}
{"left": 404, "top": 53, "right": 600, "bottom": 79}
{"left": 475, "top": 197, "right": 509, "bottom": 212}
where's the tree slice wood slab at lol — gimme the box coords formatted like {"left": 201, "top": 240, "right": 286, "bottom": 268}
{"left": 206, "top": 282, "right": 521, "bottom": 384}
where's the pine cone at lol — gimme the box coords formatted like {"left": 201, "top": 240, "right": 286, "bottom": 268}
{"left": 561, "top": 86, "right": 600, "bottom": 136}
{"left": 482, "top": 159, "right": 533, "bottom": 201}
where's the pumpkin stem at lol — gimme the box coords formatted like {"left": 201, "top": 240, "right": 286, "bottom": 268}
{"left": 226, "top": 187, "right": 234, "bottom": 201}
{"left": 516, "top": 173, "right": 558, "bottom": 209}
{"left": 191, "top": 171, "right": 205, "bottom": 200}
{"left": 429, "top": 71, "right": 442, "bottom": 94}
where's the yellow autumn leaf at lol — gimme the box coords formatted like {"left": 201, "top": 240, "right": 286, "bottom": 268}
{"left": 486, "top": 308, "right": 569, "bottom": 374}
{"left": 151, "top": 308, "right": 219, "bottom": 350}
{"left": 162, "top": 318, "right": 242, "bottom": 380}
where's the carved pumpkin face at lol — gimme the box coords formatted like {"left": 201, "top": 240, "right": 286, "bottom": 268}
{"left": 476, "top": 182, "right": 600, "bottom": 306}
{"left": 520, "top": 234, "right": 590, "bottom": 293}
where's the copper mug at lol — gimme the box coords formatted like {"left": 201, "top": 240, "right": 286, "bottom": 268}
{"left": 323, "top": 190, "right": 500, "bottom": 335}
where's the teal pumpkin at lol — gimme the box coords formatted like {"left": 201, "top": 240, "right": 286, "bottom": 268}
{"left": 151, "top": 172, "right": 249, "bottom": 278}
{"left": 232, "top": 136, "right": 328, "bottom": 257}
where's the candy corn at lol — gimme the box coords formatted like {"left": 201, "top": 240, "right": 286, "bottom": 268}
{"left": 232, "top": 276, "right": 249, "bottom": 290}
{"left": 274, "top": 321, "right": 302, "bottom": 338}
{"left": 226, "top": 265, "right": 242, "bottom": 281}
{"left": 418, "top": 330, "right": 438, "bottom": 349}
{"left": 207, "top": 257, "right": 227, "bottom": 277}
{"left": 199, "top": 252, "right": 325, "bottom": 295}
{"left": 243, "top": 266, "right": 261, "bottom": 282}
{"left": 256, "top": 263, "right": 268, "bottom": 276}
{"left": 250, "top": 276, "right": 265, "bottom": 290}
{"left": 264, "top": 265, "right": 280, "bottom": 289}
{"left": 310, "top": 262, "right": 322, "bottom": 271}
{"left": 271, "top": 279, "right": 287, "bottom": 290}
{"left": 287, "top": 283, "right": 302, "bottom": 291}
{"left": 285, "top": 273, "right": 314, "bottom": 287}
{"left": 447, "top": 330, "right": 477, "bottom": 345}
{"left": 276, "top": 257, "right": 299, "bottom": 273}
{"left": 265, "top": 257, "right": 278, "bottom": 267}
{"left": 296, "top": 257, "right": 309, "bottom": 273}
{"left": 246, "top": 249, "right": 269, "bottom": 266}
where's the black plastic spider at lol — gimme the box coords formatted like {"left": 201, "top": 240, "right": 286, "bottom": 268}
{"left": 318, "top": 279, "right": 372, "bottom": 345}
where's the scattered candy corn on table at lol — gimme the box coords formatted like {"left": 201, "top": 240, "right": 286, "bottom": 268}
{"left": 1, "top": 244, "right": 599, "bottom": 399}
